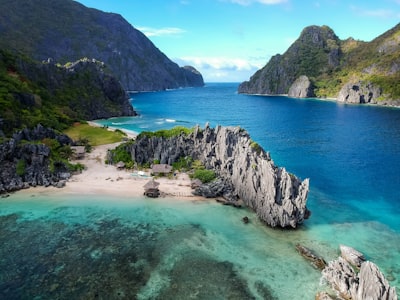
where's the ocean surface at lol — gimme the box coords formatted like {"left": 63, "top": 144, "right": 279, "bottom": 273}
{"left": 1, "top": 83, "right": 399, "bottom": 299}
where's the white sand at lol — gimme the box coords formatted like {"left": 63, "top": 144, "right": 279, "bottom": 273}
{"left": 20, "top": 142, "right": 203, "bottom": 200}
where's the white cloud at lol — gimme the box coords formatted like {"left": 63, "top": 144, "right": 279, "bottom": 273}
{"left": 178, "top": 56, "right": 261, "bottom": 71}
{"left": 350, "top": 5, "right": 400, "bottom": 18}
{"left": 227, "top": 0, "right": 287, "bottom": 5}
{"left": 136, "top": 26, "right": 186, "bottom": 37}
{"left": 175, "top": 56, "right": 264, "bottom": 82}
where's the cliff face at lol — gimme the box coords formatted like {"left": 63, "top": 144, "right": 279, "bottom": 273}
{"left": 0, "top": 50, "right": 135, "bottom": 136}
{"left": 0, "top": 0, "right": 204, "bottom": 91}
{"left": 0, "top": 125, "right": 73, "bottom": 193}
{"left": 239, "top": 23, "right": 400, "bottom": 105}
{"left": 238, "top": 25, "right": 340, "bottom": 95}
{"left": 119, "top": 125, "right": 310, "bottom": 228}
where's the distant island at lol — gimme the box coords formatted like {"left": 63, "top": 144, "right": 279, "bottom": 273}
{"left": 239, "top": 24, "right": 400, "bottom": 106}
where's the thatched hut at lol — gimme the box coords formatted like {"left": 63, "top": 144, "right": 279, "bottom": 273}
{"left": 151, "top": 164, "right": 172, "bottom": 176}
{"left": 143, "top": 178, "right": 160, "bottom": 198}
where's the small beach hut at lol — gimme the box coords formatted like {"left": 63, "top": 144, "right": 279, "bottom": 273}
{"left": 116, "top": 161, "right": 126, "bottom": 170}
{"left": 143, "top": 178, "right": 160, "bottom": 198}
{"left": 71, "top": 146, "right": 85, "bottom": 159}
{"left": 151, "top": 164, "right": 172, "bottom": 176}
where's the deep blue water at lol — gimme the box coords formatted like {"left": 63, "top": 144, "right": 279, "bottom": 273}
{"left": 2, "top": 83, "right": 399, "bottom": 299}
{"left": 99, "top": 83, "right": 400, "bottom": 232}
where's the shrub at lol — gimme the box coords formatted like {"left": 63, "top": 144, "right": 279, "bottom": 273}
{"left": 193, "top": 169, "right": 216, "bottom": 183}
{"left": 16, "top": 159, "right": 26, "bottom": 176}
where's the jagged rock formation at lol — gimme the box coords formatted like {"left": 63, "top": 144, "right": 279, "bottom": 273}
{"left": 238, "top": 25, "right": 340, "bottom": 95}
{"left": 112, "top": 125, "right": 310, "bottom": 228}
{"left": 0, "top": 125, "right": 73, "bottom": 193}
{"left": 0, "top": 49, "right": 135, "bottom": 136}
{"left": 337, "top": 81, "right": 382, "bottom": 104}
{"left": 0, "top": 0, "right": 204, "bottom": 91}
{"left": 239, "top": 23, "right": 400, "bottom": 106}
{"left": 321, "top": 246, "right": 398, "bottom": 300}
{"left": 288, "top": 75, "right": 315, "bottom": 98}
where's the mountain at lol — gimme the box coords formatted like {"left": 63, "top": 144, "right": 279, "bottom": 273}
{"left": 0, "top": 49, "right": 135, "bottom": 137}
{"left": 0, "top": 0, "right": 204, "bottom": 91}
{"left": 239, "top": 24, "right": 400, "bottom": 105}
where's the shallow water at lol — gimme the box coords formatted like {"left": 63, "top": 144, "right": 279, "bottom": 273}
{"left": 2, "top": 83, "right": 399, "bottom": 298}
{"left": 1, "top": 193, "right": 331, "bottom": 299}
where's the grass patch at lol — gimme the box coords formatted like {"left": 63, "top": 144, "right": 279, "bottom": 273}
{"left": 63, "top": 123, "right": 127, "bottom": 146}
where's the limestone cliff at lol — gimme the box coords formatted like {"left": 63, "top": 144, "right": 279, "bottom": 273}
{"left": 288, "top": 75, "right": 315, "bottom": 98}
{"left": 238, "top": 25, "right": 340, "bottom": 95}
{"left": 0, "top": 0, "right": 204, "bottom": 91}
{"left": 0, "top": 125, "right": 73, "bottom": 193}
{"left": 0, "top": 49, "right": 135, "bottom": 136}
{"left": 239, "top": 23, "right": 400, "bottom": 105}
{"left": 321, "top": 247, "right": 398, "bottom": 300}
{"left": 113, "top": 125, "right": 310, "bottom": 228}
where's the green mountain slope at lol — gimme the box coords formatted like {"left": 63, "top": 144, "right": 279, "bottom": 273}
{"left": 0, "top": 49, "right": 135, "bottom": 137}
{"left": 239, "top": 23, "right": 400, "bottom": 105}
{"left": 0, "top": 0, "right": 204, "bottom": 91}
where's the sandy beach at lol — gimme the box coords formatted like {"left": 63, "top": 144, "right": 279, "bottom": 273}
{"left": 18, "top": 140, "right": 202, "bottom": 201}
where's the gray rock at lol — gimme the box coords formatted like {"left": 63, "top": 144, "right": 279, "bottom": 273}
{"left": 340, "top": 244, "right": 366, "bottom": 268}
{"left": 315, "top": 291, "right": 335, "bottom": 300}
{"left": 337, "top": 81, "right": 382, "bottom": 104}
{"left": 118, "top": 125, "right": 310, "bottom": 228}
{"left": 0, "top": 125, "right": 73, "bottom": 193}
{"left": 288, "top": 75, "right": 315, "bottom": 98}
{"left": 321, "top": 251, "right": 398, "bottom": 300}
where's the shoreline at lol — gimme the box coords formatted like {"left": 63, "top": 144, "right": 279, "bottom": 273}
{"left": 16, "top": 140, "right": 206, "bottom": 202}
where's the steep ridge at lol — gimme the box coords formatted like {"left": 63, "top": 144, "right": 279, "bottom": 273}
{"left": 0, "top": 0, "right": 204, "bottom": 91}
{"left": 239, "top": 23, "right": 400, "bottom": 105}
{"left": 0, "top": 49, "right": 135, "bottom": 136}
{"left": 115, "top": 125, "right": 310, "bottom": 228}
{"left": 239, "top": 25, "right": 341, "bottom": 95}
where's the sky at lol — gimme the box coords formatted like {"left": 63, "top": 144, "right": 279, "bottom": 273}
{"left": 76, "top": 0, "right": 400, "bottom": 82}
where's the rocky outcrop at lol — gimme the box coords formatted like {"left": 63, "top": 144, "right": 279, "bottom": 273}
{"left": 0, "top": 125, "right": 73, "bottom": 193}
{"left": 0, "top": 0, "right": 204, "bottom": 91}
{"left": 337, "top": 81, "right": 382, "bottom": 104}
{"left": 321, "top": 246, "right": 397, "bottom": 300}
{"left": 238, "top": 25, "right": 341, "bottom": 95}
{"left": 288, "top": 75, "right": 315, "bottom": 98}
{"left": 112, "top": 125, "right": 310, "bottom": 228}
{"left": 295, "top": 244, "right": 327, "bottom": 270}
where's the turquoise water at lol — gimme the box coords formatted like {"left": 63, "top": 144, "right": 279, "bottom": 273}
{"left": 1, "top": 83, "right": 399, "bottom": 298}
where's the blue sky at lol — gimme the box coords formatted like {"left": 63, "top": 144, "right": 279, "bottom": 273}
{"left": 76, "top": 0, "right": 400, "bottom": 82}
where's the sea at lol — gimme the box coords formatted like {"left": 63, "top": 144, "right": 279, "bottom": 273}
{"left": 1, "top": 82, "right": 399, "bottom": 299}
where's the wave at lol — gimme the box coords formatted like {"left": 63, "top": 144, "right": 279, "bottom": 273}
{"left": 165, "top": 119, "right": 176, "bottom": 123}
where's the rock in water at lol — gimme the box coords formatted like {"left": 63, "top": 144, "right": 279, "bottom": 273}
{"left": 340, "top": 244, "right": 366, "bottom": 268}
{"left": 321, "top": 246, "right": 398, "bottom": 300}
{"left": 120, "top": 125, "right": 310, "bottom": 228}
{"left": 288, "top": 75, "right": 315, "bottom": 98}
{"left": 337, "top": 81, "right": 382, "bottom": 104}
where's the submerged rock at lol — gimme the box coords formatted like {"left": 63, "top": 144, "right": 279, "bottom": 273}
{"left": 119, "top": 125, "right": 310, "bottom": 228}
{"left": 295, "top": 244, "right": 327, "bottom": 270}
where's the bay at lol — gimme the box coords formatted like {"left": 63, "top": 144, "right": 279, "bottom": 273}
{"left": 1, "top": 83, "right": 399, "bottom": 299}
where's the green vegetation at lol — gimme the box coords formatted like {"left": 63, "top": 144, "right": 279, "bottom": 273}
{"left": 109, "top": 143, "right": 134, "bottom": 167}
{"left": 16, "top": 159, "right": 26, "bottom": 176}
{"left": 138, "top": 126, "right": 194, "bottom": 139}
{"left": 250, "top": 141, "right": 262, "bottom": 154}
{"left": 193, "top": 169, "right": 216, "bottom": 184}
{"left": 0, "top": 49, "right": 130, "bottom": 137}
{"left": 63, "top": 123, "right": 127, "bottom": 146}
{"left": 172, "top": 156, "right": 194, "bottom": 172}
